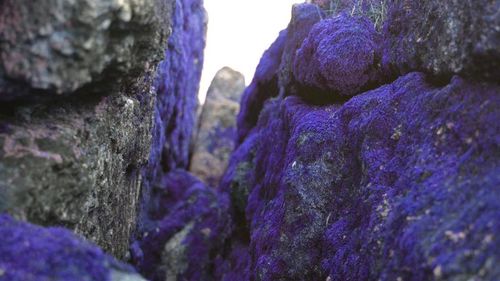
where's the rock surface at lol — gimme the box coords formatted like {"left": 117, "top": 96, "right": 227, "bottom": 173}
{"left": 135, "top": 0, "right": 207, "bottom": 262}
{"left": 0, "top": 0, "right": 172, "bottom": 101}
{"left": 0, "top": 0, "right": 206, "bottom": 262}
{"left": 190, "top": 67, "right": 245, "bottom": 187}
{"left": 1, "top": 0, "right": 499, "bottom": 280}
{"left": 0, "top": 83, "right": 157, "bottom": 259}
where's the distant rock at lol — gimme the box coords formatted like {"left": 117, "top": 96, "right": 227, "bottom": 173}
{"left": 0, "top": 214, "right": 146, "bottom": 281}
{"left": 190, "top": 67, "right": 245, "bottom": 187}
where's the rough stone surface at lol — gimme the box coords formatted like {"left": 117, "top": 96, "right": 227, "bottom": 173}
{"left": 0, "top": 0, "right": 207, "bottom": 262}
{"left": 382, "top": 0, "right": 500, "bottom": 82}
{"left": 0, "top": 0, "right": 172, "bottom": 100}
{"left": 190, "top": 67, "right": 245, "bottom": 187}
{"left": 0, "top": 214, "right": 146, "bottom": 281}
{"left": 0, "top": 0, "right": 208, "bottom": 275}
{"left": 1, "top": 0, "right": 499, "bottom": 280}
{"left": 131, "top": 170, "right": 231, "bottom": 281}
{"left": 0, "top": 65, "right": 158, "bottom": 260}
{"left": 293, "top": 12, "right": 384, "bottom": 101}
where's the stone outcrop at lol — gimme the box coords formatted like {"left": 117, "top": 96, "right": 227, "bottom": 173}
{"left": 0, "top": 0, "right": 172, "bottom": 101}
{"left": 190, "top": 67, "right": 245, "bottom": 187}
{"left": 214, "top": 1, "right": 500, "bottom": 280}
{"left": 0, "top": 0, "right": 206, "bottom": 263}
{"left": 382, "top": 0, "right": 500, "bottom": 82}
{"left": 293, "top": 13, "right": 384, "bottom": 101}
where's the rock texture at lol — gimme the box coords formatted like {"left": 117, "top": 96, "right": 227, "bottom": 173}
{"left": 0, "top": 85, "right": 157, "bottom": 259}
{"left": 293, "top": 13, "right": 384, "bottom": 101}
{"left": 0, "top": 0, "right": 205, "bottom": 262}
{"left": 0, "top": 214, "right": 146, "bottom": 281}
{"left": 137, "top": 0, "right": 206, "bottom": 238}
{"left": 190, "top": 67, "right": 245, "bottom": 187}
{"left": 0, "top": 0, "right": 172, "bottom": 101}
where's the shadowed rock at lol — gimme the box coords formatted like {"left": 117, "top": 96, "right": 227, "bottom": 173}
{"left": 236, "top": 30, "right": 287, "bottom": 145}
{"left": 131, "top": 170, "right": 231, "bottom": 281}
{"left": 190, "top": 67, "right": 245, "bottom": 187}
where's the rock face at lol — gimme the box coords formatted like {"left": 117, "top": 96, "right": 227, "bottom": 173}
{"left": 0, "top": 0, "right": 206, "bottom": 263}
{"left": 0, "top": 0, "right": 172, "bottom": 101}
{"left": 0, "top": 214, "right": 146, "bottom": 281}
{"left": 190, "top": 67, "right": 245, "bottom": 187}
{"left": 137, "top": 0, "right": 207, "bottom": 234}
{"left": 213, "top": 1, "right": 500, "bottom": 280}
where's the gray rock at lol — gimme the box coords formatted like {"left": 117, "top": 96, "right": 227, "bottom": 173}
{"left": 0, "top": 71, "right": 157, "bottom": 259}
{"left": 190, "top": 67, "right": 245, "bottom": 187}
{"left": 0, "top": 0, "right": 173, "bottom": 100}
{"left": 0, "top": 0, "right": 177, "bottom": 260}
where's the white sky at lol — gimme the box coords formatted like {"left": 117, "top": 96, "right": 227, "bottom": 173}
{"left": 199, "top": 0, "right": 304, "bottom": 103}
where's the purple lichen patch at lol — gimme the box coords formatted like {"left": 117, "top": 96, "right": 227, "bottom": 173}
{"left": 0, "top": 214, "right": 142, "bottom": 281}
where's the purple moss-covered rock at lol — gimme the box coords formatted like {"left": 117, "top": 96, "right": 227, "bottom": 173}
{"left": 132, "top": 170, "right": 231, "bottom": 281}
{"left": 0, "top": 214, "right": 145, "bottom": 281}
{"left": 219, "top": 71, "right": 500, "bottom": 280}
{"left": 236, "top": 30, "right": 287, "bottom": 145}
{"left": 278, "top": 3, "right": 324, "bottom": 94}
{"left": 293, "top": 13, "right": 383, "bottom": 101}
{"left": 154, "top": 0, "right": 207, "bottom": 173}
